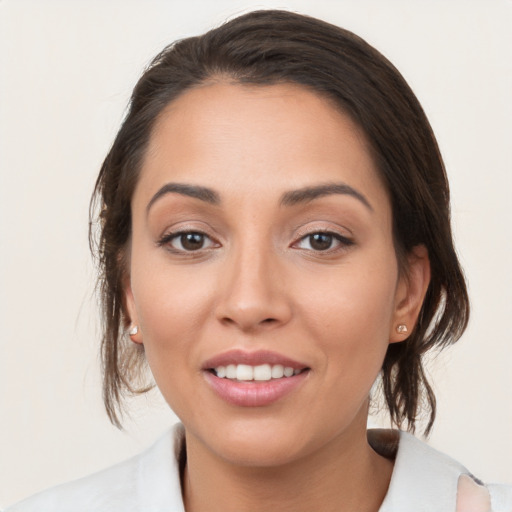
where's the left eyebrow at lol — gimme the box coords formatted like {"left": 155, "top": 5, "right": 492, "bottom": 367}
{"left": 280, "top": 182, "right": 373, "bottom": 211}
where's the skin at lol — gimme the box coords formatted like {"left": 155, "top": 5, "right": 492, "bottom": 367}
{"left": 125, "top": 82, "right": 430, "bottom": 512}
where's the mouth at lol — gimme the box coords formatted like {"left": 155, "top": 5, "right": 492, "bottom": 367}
{"left": 208, "top": 364, "right": 306, "bottom": 381}
{"left": 202, "top": 350, "right": 310, "bottom": 407}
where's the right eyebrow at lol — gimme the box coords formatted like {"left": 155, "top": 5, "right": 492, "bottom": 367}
{"left": 146, "top": 182, "right": 220, "bottom": 214}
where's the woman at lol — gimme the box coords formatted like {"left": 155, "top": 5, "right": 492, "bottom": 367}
{"left": 7, "top": 9, "right": 512, "bottom": 512}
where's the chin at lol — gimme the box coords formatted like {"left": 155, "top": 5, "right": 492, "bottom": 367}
{"left": 189, "top": 415, "right": 339, "bottom": 469}
{"left": 215, "top": 435, "right": 307, "bottom": 468}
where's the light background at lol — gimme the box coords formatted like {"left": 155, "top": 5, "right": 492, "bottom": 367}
{"left": 1, "top": 0, "right": 511, "bottom": 507}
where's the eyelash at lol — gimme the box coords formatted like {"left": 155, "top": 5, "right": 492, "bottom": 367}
{"left": 157, "top": 229, "right": 354, "bottom": 255}
{"left": 292, "top": 230, "right": 354, "bottom": 253}
{"left": 157, "top": 230, "right": 218, "bottom": 253}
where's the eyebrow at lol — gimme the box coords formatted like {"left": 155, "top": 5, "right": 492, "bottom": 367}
{"left": 146, "top": 183, "right": 220, "bottom": 213}
{"left": 280, "top": 182, "right": 373, "bottom": 211}
{"left": 146, "top": 181, "right": 372, "bottom": 213}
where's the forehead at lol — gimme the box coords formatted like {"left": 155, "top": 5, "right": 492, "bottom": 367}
{"left": 137, "top": 82, "right": 390, "bottom": 213}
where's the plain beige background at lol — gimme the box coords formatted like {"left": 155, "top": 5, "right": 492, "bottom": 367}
{"left": 1, "top": 0, "right": 511, "bottom": 507}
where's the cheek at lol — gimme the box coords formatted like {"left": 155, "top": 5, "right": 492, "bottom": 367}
{"left": 128, "top": 253, "right": 217, "bottom": 374}
{"left": 301, "top": 258, "right": 397, "bottom": 331}
{"left": 129, "top": 268, "right": 214, "bottom": 417}
{"left": 296, "top": 254, "right": 398, "bottom": 377}
{"left": 132, "top": 244, "right": 214, "bottom": 320}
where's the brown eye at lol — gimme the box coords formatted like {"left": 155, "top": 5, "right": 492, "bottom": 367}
{"left": 294, "top": 231, "right": 354, "bottom": 252}
{"left": 159, "top": 231, "right": 216, "bottom": 252}
{"left": 179, "top": 232, "right": 205, "bottom": 251}
{"left": 308, "top": 233, "right": 334, "bottom": 251}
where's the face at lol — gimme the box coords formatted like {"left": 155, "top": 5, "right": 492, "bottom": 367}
{"left": 125, "top": 82, "right": 426, "bottom": 467}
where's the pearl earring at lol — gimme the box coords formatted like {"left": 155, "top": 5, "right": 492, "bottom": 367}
{"left": 396, "top": 324, "right": 408, "bottom": 334}
{"left": 128, "top": 325, "right": 138, "bottom": 336}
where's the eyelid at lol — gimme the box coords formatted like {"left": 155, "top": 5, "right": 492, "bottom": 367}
{"left": 293, "top": 231, "right": 354, "bottom": 250}
{"left": 156, "top": 224, "right": 221, "bottom": 254}
{"left": 290, "top": 223, "right": 355, "bottom": 253}
{"left": 155, "top": 219, "right": 218, "bottom": 241}
{"left": 292, "top": 221, "right": 353, "bottom": 241}
{"left": 160, "top": 230, "right": 215, "bottom": 247}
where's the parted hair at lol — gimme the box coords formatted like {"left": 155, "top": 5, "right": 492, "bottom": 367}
{"left": 90, "top": 9, "right": 469, "bottom": 433}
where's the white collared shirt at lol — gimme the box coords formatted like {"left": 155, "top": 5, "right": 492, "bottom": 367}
{"left": 6, "top": 423, "right": 512, "bottom": 511}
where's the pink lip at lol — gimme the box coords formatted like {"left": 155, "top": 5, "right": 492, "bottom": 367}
{"left": 202, "top": 349, "right": 310, "bottom": 407}
{"left": 204, "top": 370, "right": 309, "bottom": 407}
{"left": 202, "top": 349, "right": 308, "bottom": 370}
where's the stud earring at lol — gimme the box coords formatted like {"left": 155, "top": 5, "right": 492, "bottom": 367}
{"left": 396, "top": 324, "right": 408, "bottom": 334}
{"left": 128, "top": 325, "right": 138, "bottom": 336}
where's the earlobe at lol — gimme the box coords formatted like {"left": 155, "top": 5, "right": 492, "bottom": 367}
{"left": 124, "top": 279, "right": 143, "bottom": 344}
{"left": 128, "top": 323, "right": 142, "bottom": 343}
{"left": 390, "top": 245, "right": 431, "bottom": 343}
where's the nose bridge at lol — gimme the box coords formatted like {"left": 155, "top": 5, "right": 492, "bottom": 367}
{"left": 216, "top": 232, "right": 291, "bottom": 331}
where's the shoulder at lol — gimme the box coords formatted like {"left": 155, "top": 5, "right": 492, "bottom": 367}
{"left": 370, "top": 429, "right": 512, "bottom": 512}
{"left": 4, "top": 424, "right": 186, "bottom": 512}
{"left": 5, "top": 455, "right": 140, "bottom": 512}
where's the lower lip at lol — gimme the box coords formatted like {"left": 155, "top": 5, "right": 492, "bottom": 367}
{"left": 203, "top": 371, "right": 309, "bottom": 407}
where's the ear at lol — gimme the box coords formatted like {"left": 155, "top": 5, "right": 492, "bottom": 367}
{"left": 123, "top": 276, "right": 143, "bottom": 344}
{"left": 389, "top": 245, "right": 431, "bottom": 343}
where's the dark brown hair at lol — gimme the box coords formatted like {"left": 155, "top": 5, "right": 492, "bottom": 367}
{"left": 90, "top": 10, "right": 469, "bottom": 433}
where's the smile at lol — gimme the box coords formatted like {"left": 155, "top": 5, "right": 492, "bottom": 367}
{"left": 202, "top": 350, "right": 310, "bottom": 407}
{"left": 212, "top": 364, "right": 303, "bottom": 381}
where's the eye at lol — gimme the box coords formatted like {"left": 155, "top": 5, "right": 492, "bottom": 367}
{"left": 159, "top": 231, "right": 216, "bottom": 252}
{"left": 294, "top": 232, "right": 353, "bottom": 252}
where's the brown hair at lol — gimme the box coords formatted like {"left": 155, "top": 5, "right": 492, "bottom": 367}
{"left": 90, "top": 10, "right": 469, "bottom": 433}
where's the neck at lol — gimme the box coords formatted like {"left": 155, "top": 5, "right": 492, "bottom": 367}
{"left": 182, "top": 413, "right": 393, "bottom": 512}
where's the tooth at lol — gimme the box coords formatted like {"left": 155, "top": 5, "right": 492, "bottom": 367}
{"left": 236, "top": 364, "right": 253, "bottom": 381}
{"left": 253, "top": 364, "right": 272, "bottom": 381}
{"left": 271, "top": 364, "right": 284, "bottom": 378}
{"left": 226, "top": 364, "right": 237, "bottom": 379}
{"left": 215, "top": 363, "right": 302, "bottom": 380}
{"left": 284, "top": 367, "right": 294, "bottom": 377}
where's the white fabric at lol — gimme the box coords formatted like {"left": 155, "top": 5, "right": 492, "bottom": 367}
{"left": 6, "top": 424, "right": 512, "bottom": 511}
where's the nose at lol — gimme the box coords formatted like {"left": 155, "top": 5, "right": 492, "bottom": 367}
{"left": 214, "top": 243, "right": 293, "bottom": 333}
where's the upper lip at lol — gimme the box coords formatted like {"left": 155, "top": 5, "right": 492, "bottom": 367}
{"left": 202, "top": 349, "right": 309, "bottom": 370}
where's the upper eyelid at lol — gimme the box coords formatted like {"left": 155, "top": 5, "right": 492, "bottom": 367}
{"left": 157, "top": 220, "right": 218, "bottom": 238}
{"left": 158, "top": 228, "right": 217, "bottom": 243}
{"left": 293, "top": 231, "right": 354, "bottom": 245}
{"left": 292, "top": 222, "right": 354, "bottom": 239}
